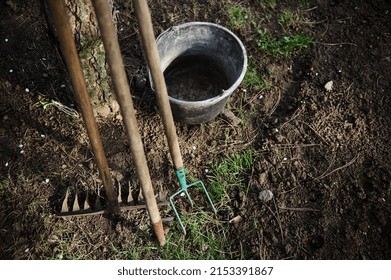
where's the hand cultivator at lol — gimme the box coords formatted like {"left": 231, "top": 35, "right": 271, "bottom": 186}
{"left": 133, "top": 0, "right": 217, "bottom": 234}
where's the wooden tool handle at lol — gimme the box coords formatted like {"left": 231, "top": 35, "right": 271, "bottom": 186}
{"left": 133, "top": 0, "right": 184, "bottom": 171}
{"left": 47, "top": 0, "right": 120, "bottom": 214}
{"left": 92, "top": 0, "right": 165, "bottom": 246}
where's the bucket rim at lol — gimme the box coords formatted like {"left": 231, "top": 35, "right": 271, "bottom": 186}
{"left": 150, "top": 21, "right": 248, "bottom": 107}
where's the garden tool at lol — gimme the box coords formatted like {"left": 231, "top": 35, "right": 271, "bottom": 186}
{"left": 133, "top": 0, "right": 217, "bottom": 234}
{"left": 47, "top": 0, "right": 120, "bottom": 216}
{"left": 92, "top": 0, "right": 165, "bottom": 245}
{"left": 49, "top": 0, "right": 167, "bottom": 245}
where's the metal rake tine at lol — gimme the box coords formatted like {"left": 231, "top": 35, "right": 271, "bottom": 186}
{"left": 127, "top": 181, "right": 133, "bottom": 204}
{"left": 72, "top": 190, "right": 80, "bottom": 212}
{"left": 83, "top": 192, "right": 91, "bottom": 211}
{"left": 95, "top": 187, "right": 102, "bottom": 210}
{"left": 118, "top": 181, "right": 122, "bottom": 204}
{"left": 61, "top": 188, "right": 70, "bottom": 213}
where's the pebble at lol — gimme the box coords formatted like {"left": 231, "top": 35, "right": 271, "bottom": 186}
{"left": 229, "top": 215, "right": 243, "bottom": 224}
{"left": 258, "top": 190, "right": 273, "bottom": 202}
{"left": 324, "top": 81, "right": 333, "bottom": 92}
{"left": 221, "top": 109, "right": 241, "bottom": 126}
{"left": 48, "top": 235, "right": 59, "bottom": 244}
{"left": 259, "top": 172, "right": 268, "bottom": 186}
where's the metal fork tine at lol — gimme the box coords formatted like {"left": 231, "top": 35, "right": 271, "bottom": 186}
{"left": 61, "top": 188, "right": 70, "bottom": 213}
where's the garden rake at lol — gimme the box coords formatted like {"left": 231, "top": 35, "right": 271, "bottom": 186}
{"left": 133, "top": 0, "right": 217, "bottom": 234}
{"left": 48, "top": 0, "right": 166, "bottom": 245}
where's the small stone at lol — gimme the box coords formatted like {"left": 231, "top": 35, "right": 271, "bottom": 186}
{"left": 259, "top": 172, "right": 268, "bottom": 186}
{"left": 48, "top": 235, "right": 59, "bottom": 244}
{"left": 324, "top": 81, "right": 333, "bottom": 92}
{"left": 258, "top": 190, "right": 273, "bottom": 202}
{"left": 229, "top": 215, "right": 243, "bottom": 224}
{"left": 221, "top": 109, "right": 241, "bottom": 126}
{"left": 25, "top": 88, "right": 30, "bottom": 93}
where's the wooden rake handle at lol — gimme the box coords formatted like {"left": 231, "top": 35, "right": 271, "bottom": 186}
{"left": 133, "top": 0, "right": 184, "bottom": 171}
{"left": 47, "top": 0, "right": 120, "bottom": 214}
{"left": 92, "top": 0, "right": 165, "bottom": 246}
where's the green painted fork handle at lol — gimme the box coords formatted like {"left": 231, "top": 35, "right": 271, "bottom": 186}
{"left": 175, "top": 168, "right": 187, "bottom": 190}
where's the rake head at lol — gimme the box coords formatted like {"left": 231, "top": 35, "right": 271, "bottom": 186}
{"left": 169, "top": 167, "right": 217, "bottom": 234}
{"left": 58, "top": 182, "right": 169, "bottom": 217}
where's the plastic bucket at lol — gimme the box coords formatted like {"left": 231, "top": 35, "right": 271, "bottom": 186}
{"left": 149, "top": 22, "right": 247, "bottom": 124}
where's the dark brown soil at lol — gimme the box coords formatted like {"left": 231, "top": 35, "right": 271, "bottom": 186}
{"left": 1, "top": 0, "right": 390, "bottom": 259}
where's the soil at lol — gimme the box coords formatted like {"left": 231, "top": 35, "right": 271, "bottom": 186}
{"left": 1, "top": 0, "right": 390, "bottom": 259}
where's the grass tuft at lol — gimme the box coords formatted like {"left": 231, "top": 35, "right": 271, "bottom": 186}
{"left": 161, "top": 210, "right": 237, "bottom": 259}
{"left": 208, "top": 149, "right": 254, "bottom": 206}
{"left": 257, "top": 30, "right": 313, "bottom": 59}
{"left": 227, "top": 5, "right": 250, "bottom": 29}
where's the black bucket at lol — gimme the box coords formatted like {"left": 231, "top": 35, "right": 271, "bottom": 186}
{"left": 149, "top": 22, "right": 247, "bottom": 124}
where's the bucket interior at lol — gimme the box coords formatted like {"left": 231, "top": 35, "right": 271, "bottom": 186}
{"left": 156, "top": 23, "right": 247, "bottom": 103}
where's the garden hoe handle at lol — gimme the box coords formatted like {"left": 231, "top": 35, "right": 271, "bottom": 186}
{"left": 47, "top": 0, "right": 120, "bottom": 215}
{"left": 133, "top": 0, "right": 184, "bottom": 172}
{"left": 92, "top": 0, "right": 166, "bottom": 246}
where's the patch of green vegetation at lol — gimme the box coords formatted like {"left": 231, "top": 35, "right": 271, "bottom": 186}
{"left": 160, "top": 210, "right": 236, "bottom": 259}
{"left": 227, "top": 5, "right": 250, "bottom": 29}
{"left": 278, "top": 9, "right": 302, "bottom": 30}
{"left": 243, "top": 60, "right": 268, "bottom": 89}
{"left": 258, "top": 0, "right": 277, "bottom": 10}
{"left": 257, "top": 30, "right": 313, "bottom": 59}
{"left": 111, "top": 244, "right": 141, "bottom": 259}
{"left": 208, "top": 149, "right": 254, "bottom": 206}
